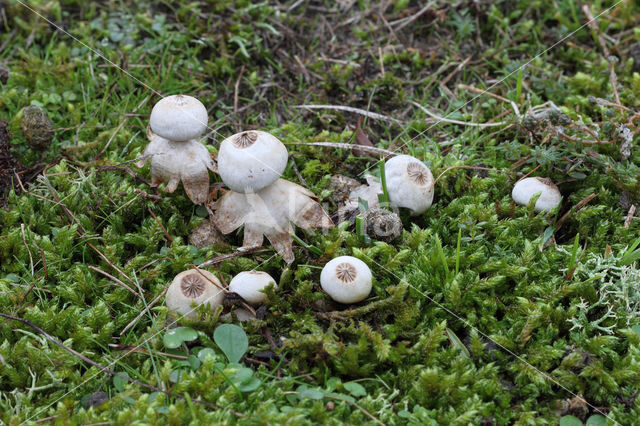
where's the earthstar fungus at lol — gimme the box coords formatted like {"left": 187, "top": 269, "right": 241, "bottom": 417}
{"left": 211, "top": 178, "right": 334, "bottom": 264}
{"left": 165, "top": 269, "right": 225, "bottom": 320}
{"left": 136, "top": 95, "right": 215, "bottom": 204}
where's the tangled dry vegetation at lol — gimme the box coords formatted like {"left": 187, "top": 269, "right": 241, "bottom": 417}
{"left": 1, "top": 1, "right": 640, "bottom": 424}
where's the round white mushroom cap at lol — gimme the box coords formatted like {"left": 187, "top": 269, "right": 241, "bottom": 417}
{"left": 228, "top": 271, "right": 277, "bottom": 305}
{"left": 217, "top": 130, "right": 288, "bottom": 193}
{"left": 149, "top": 95, "right": 208, "bottom": 141}
{"left": 320, "top": 256, "right": 372, "bottom": 304}
{"left": 384, "top": 155, "right": 434, "bottom": 215}
{"left": 512, "top": 177, "right": 561, "bottom": 212}
{"left": 165, "top": 269, "right": 224, "bottom": 320}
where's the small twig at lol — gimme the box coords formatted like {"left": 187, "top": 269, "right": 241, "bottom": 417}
{"left": 411, "top": 101, "right": 509, "bottom": 128}
{"left": 583, "top": 5, "right": 620, "bottom": 105}
{"left": 624, "top": 205, "right": 636, "bottom": 229}
{"left": 197, "top": 248, "right": 270, "bottom": 268}
{"left": 109, "top": 343, "right": 189, "bottom": 359}
{"left": 555, "top": 193, "right": 598, "bottom": 232}
{"left": 20, "top": 224, "right": 34, "bottom": 277}
{"left": 458, "top": 84, "right": 521, "bottom": 118}
{"left": 34, "top": 415, "right": 60, "bottom": 424}
{"left": 120, "top": 287, "right": 168, "bottom": 336}
{"left": 0, "top": 313, "right": 245, "bottom": 417}
{"left": 289, "top": 155, "right": 308, "bottom": 187}
{"left": 390, "top": 1, "right": 436, "bottom": 32}
{"left": 285, "top": 142, "right": 397, "bottom": 157}
{"left": 147, "top": 208, "right": 173, "bottom": 243}
{"left": 93, "top": 96, "right": 149, "bottom": 161}
{"left": 88, "top": 265, "right": 142, "bottom": 300}
{"left": 294, "top": 105, "right": 402, "bottom": 124}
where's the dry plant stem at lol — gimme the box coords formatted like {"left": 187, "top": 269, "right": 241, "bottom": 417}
{"left": 0, "top": 313, "right": 245, "bottom": 417}
{"left": 88, "top": 265, "right": 142, "bottom": 300}
{"left": 94, "top": 165, "right": 153, "bottom": 187}
{"left": 411, "top": 101, "right": 509, "bottom": 128}
{"left": 21, "top": 223, "right": 34, "bottom": 277}
{"left": 33, "top": 415, "right": 59, "bottom": 424}
{"left": 119, "top": 287, "right": 168, "bottom": 336}
{"left": 197, "top": 248, "right": 271, "bottom": 268}
{"left": 582, "top": 5, "right": 620, "bottom": 105}
{"left": 109, "top": 343, "right": 188, "bottom": 360}
{"left": 282, "top": 391, "right": 384, "bottom": 425}
{"left": 431, "top": 165, "right": 495, "bottom": 190}
{"left": 285, "top": 142, "right": 397, "bottom": 157}
{"left": 458, "top": 84, "right": 522, "bottom": 118}
{"left": 390, "top": 1, "right": 436, "bottom": 32}
{"left": 147, "top": 208, "right": 173, "bottom": 243}
{"left": 517, "top": 164, "right": 541, "bottom": 182}
{"left": 294, "top": 105, "right": 402, "bottom": 124}
{"left": 555, "top": 193, "right": 598, "bottom": 232}
{"left": 93, "top": 95, "right": 149, "bottom": 161}
{"left": 624, "top": 205, "right": 636, "bottom": 229}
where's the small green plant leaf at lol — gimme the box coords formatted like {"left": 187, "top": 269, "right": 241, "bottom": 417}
{"left": 237, "top": 377, "right": 261, "bottom": 392}
{"left": 299, "top": 388, "right": 325, "bottom": 400}
{"left": 343, "top": 381, "right": 367, "bottom": 397}
{"left": 231, "top": 367, "right": 254, "bottom": 384}
{"left": 163, "top": 327, "right": 198, "bottom": 349}
{"left": 445, "top": 328, "right": 471, "bottom": 358}
{"left": 113, "top": 372, "right": 130, "bottom": 393}
{"left": 188, "top": 355, "right": 201, "bottom": 370}
{"left": 559, "top": 415, "right": 583, "bottom": 426}
{"left": 631, "top": 325, "right": 640, "bottom": 338}
{"left": 197, "top": 347, "right": 216, "bottom": 362}
{"left": 585, "top": 414, "right": 607, "bottom": 426}
{"left": 214, "top": 324, "right": 248, "bottom": 363}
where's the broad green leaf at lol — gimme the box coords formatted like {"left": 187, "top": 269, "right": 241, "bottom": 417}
{"left": 113, "top": 372, "right": 130, "bottom": 393}
{"left": 586, "top": 414, "right": 607, "bottom": 426}
{"left": 299, "top": 388, "right": 324, "bottom": 400}
{"left": 237, "top": 377, "right": 261, "bottom": 392}
{"left": 343, "top": 381, "right": 367, "bottom": 397}
{"left": 163, "top": 327, "right": 198, "bottom": 349}
{"left": 214, "top": 324, "right": 248, "bottom": 363}
{"left": 559, "top": 415, "right": 583, "bottom": 426}
{"left": 197, "top": 348, "right": 216, "bottom": 362}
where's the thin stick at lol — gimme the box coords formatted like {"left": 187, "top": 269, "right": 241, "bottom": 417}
{"left": 285, "top": 142, "right": 397, "bottom": 157}
{"left": 21, "top": 224, "right": 34, "bottom": 277}
{"left": 0, "top": 312, "right": 245, "bottom": 417}
{"left": 88, "top": 265, "right": 142, "bottom": 299}
{"left": 198, "top": 248, "right": 270, "bottom": 268}
{"left": 294, "top": 105, "right": 402, "bottom": 124}
{"left": 458, "top": 84, "right": 521, "bottom": 118}
{"left": 412, "top": 101, "right": 509, "bottom": 128}
{"left": 583, "top": 5, "right": 620, "bottom": 105}
{"left": 624, "top": 205, "right": 636, "bottom": 229}
{"left": 119, "top": 287, "right": 168, "bottom": 336}
{"left": 147, "top": 208, "right": 173, "bottom": 243}
{"left": 555, "top": 193, "right": 598, "bottom": 231}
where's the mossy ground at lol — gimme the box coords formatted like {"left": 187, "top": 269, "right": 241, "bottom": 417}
{"left": 1, "top": 1, "right": 640, "bottom": 424}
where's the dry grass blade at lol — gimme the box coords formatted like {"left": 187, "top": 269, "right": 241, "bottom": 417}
{"left": 411, "top": 101, "right": 509, "bottom": 128}
{"left": 119, "top": 287, "right": 168, "bottom": 336}
{"left": 294, "top": 104, "right": 402, "bottom": 124}
{"left": 88, "top": 265, "right": 142, "bottom": 300}
{"left": 285, "top": 142, "right": 397, "bottom": 157}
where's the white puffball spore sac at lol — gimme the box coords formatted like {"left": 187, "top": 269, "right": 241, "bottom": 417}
{"left": 320, "top": 256, "right": 372, "bottom": 304}
{"left": 384, "top": 154, "right": 434, "bottom": 215}
{"left": 165, "top": 269, "right": 225, "bottom": 320}
{"left": 228, "top": 271, "right": 277, "bottom": 305}
{"left": 511, "top": 177, "right": 561, "bottom": 212}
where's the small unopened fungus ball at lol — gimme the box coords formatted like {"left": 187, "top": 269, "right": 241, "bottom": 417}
{"left": 166, "top": 269, "right": 224, "bottom": 320}
{"left": 149, "top": 95, "right": 208, "bottom": 141}
{"left": 228, "top": 271, "right": 277, "bottom": 305}
{"left": 217, "top": 130, "right": 288, "bottom": 193}
{"left": 384, "top": 154, "right": 434, "bottom": 215}
{"left": 320, "top": 256, "right": 372, "bottom": 304}
{"left": 512, "top": 177, "right": 561, "bottom": 212}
